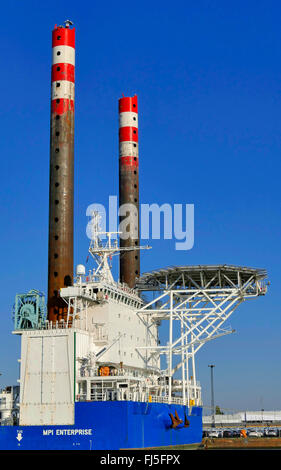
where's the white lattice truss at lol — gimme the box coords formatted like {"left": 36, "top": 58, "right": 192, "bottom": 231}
{"left": 135, "top": 266, "right": 267, "bottom": 403}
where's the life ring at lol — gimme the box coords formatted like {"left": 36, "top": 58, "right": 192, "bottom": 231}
{"left": 98, "top": 366, "right": 110, "bottom": 376}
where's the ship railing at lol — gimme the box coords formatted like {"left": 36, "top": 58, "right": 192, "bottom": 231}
{"left": 39, "top": 320, "right": 109, "bottom": 340}
{"left": 41, "top": 320, "right": 69, "bottom": 330}
{"left": 76, "top": 390, "right": 188, "bottom": 405}
{"left": 78, "top": 369, "right": 148, "bottom": 379}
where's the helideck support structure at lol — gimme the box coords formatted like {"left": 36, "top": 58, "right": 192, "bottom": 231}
{"left": 136, "top": 265, "right": 268, "bottom": 405}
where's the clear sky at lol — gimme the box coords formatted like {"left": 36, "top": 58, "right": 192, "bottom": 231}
{"left": 0, "top": 0, "right": 280, "bottom": 413}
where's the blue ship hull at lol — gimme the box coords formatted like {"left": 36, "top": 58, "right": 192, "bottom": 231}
{"left": 0, "top": 402, "right": 202, "bottom": 450}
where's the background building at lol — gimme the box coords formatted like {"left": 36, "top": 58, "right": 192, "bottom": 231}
{"left": 0, "top": 386, "right": 19, "bottom": 425}
{"left": 203, "top": 410, "right": 281, "bottom": 427}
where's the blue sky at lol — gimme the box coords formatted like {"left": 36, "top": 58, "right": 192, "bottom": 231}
{"left": 0, "top": 0, "right": 280, "bottom": 412}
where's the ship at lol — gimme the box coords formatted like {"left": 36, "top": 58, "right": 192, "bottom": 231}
{"left": 0, "top": 21, "right": 267, "bottom": 450}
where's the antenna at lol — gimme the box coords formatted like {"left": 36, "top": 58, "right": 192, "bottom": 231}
{"left": 87, "top": 211, "right": 151, "bottom": 285}
{"left": 64, "top": 19, "right": 73, "bottom": 28}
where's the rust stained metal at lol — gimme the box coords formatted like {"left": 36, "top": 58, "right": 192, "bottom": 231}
{"left": 119, "top": 163, "right": 140, "bottom": 288}
{"left": 47, "top": 101, "right": 74, "bottom": 323}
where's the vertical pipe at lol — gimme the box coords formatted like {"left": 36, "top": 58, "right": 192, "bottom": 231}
{"left": 185, "top": 330, "right": 190, "bottom": 410}
{"left": 119, "top": 95, "right": 140, "bottom": 288}
{"left": 168, "top": 291, "right": 173, "bottom": 402}
{"left": 191, "top": 333, "right": 196, "bottom": 404}
{"left": 47, "top": 22, "right": 75, "bottom": 322}
{"left": 180, "top": 317, "right": 186, "bottom": 405}
{"left": 208, "top": 364, "right": 215, "bottom": 428}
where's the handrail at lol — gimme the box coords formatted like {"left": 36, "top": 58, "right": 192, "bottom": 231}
{"left": 76, "top": 390, "right": 201, "bottom": 406}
